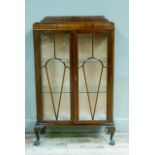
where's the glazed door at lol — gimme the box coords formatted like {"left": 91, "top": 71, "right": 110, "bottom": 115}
{"left": 39, "top": 32, "right": 71, "bottom": 122}
{"left": 77, "top": 31, "right": 110, "bottom": 122}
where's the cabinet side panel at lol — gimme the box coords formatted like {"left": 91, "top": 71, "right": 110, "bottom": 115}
{"left": 33, "top": 31, "right": 43, "bottom": 122}
{"left": 107, "top": 30, "right": 114, "bottom": 122}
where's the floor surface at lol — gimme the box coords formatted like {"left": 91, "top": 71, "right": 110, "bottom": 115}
{"left": 25, "top": 132, "right": 129, "bottom": 155}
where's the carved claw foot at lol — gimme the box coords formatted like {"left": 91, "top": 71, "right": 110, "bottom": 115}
{"left": 106, "top": 126, "right": 116, "bottom": 145}
{"left": 34, "top": 124, "right": 45, "bottom": 146}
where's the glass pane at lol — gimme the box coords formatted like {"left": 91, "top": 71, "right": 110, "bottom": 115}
{"left": 40, "top": 34, "right": 71, "bottom": 121}
{"left": 78, "top": 33, "right": 108, "bottom": 120}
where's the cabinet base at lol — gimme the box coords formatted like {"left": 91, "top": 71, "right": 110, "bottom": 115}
{"left": 33, "top": 123, "right": 115, "bottom": 146}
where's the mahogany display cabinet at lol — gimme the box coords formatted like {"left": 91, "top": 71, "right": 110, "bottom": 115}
{"left": 33, "top": 16, "right": 115, "bottom": 146}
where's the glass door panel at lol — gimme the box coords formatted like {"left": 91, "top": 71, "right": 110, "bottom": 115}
{"left": 40, "top": 33, "right": 71, "bottom": 121}
{"left": 78, "top": 33, "right": 108, "bottom": 121}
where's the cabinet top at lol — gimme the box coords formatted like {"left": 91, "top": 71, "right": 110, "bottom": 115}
{"left": 33, "top": 16, "right": 114, "bottom": 30}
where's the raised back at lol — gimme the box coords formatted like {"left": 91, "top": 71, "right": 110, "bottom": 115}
{"left": 33, "top": 16, "right": 114, "bottom": 30}
{"left": 41, "top": 16, "right": 109, "bottom": 23}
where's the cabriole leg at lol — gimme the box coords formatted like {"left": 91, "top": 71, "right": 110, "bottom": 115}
{"left": 34, "top": 124, "right": 45, "bottom": 146}
{"left": 106, "top": 126, "right": 116, "bottom": 145}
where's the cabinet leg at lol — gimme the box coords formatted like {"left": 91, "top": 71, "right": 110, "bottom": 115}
{"left": 34, "top": 124, "right": 45, "bottom": 146}
{"left": 40, "top": 126, "right": 47, "bottom": 135}
{"left": 106, "top": 126, "right": 115, "bottom": 145}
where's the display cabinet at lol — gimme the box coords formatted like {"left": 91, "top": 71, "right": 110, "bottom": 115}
{"left": 33, "top": 16, "right": 115, "bottom": 145}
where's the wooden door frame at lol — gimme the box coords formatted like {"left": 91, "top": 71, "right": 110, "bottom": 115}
{"left": 73, "top": 29, "right": 114, "bottom": 124}
{"left": 33, "top": 30, "right": 74, "bottom": 124}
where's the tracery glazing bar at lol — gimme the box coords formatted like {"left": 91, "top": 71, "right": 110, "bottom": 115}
{"left": 56, "top": 66, "right": 66, "bottom": 120}
{"left": 40, "top": 33, "right": 71, "bottom": 121}
{"left": 78, "top": 33, "right": 108, "bottom": 121}
{"left": 82, "top": 67, "right": 93, "bottom": 119}
{"left": 45, "top": 65, "right": 57, "bottom": 119}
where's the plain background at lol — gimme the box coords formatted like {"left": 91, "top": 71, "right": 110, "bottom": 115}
{"left": 25, "top": 0, "right": 129, "bottom": 132}
{"left": 0, "top": 0, "right": 155, "bottom": 155}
